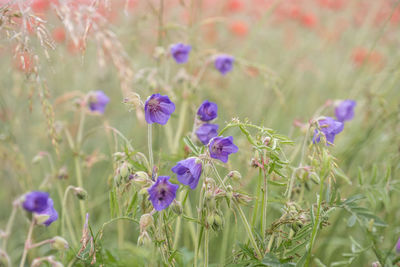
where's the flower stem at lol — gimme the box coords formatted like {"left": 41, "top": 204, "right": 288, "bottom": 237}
{"left": 172, "top": 100, "right": 189, "bottom": 153}
{"left": 147, "top": 124, "right": 154, "bottom": 175}
{"left": 305, "top": 179, "right": 325, "bottom": 266}
{"left": 261, "top": 169, "right": 268, "bottom": 239}
{"left": 61, "top": 186, "right": 78, "bottom": 247}
{"left": 204, "top": 229, "right": 209, "bottom": 267}
{"left": 1, "top": 201, "right": 18, "bottom": 250}
{"left": 234, "top": 202, "right": 263, "bottom": 260}
{"left": 19, "top": 220, "right": 34, "bottom": 267}
{"left": 74, "top": 156, "right": 86, "bottom": 226}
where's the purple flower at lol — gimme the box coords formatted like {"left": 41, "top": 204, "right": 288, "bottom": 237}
{"left": 147, "top": 176, "right": 179, "bottom": 211}
{"left": 335, "top": 100, "right": 356, "bottom": 122}
{"left": 170, "top": 43, "right": 191, "bottom": 64}
{"left": 313, "top": 117, "right": 344, "bottom": 145}
{"left": 171, "top": 158, "right": 202, "bottom": 190}
{"left": 396, "top": 236, "right": 400, "bottom": 253}
{"left": 208, "top": 136, "right": 238, "bottom": 163}
{"left": 144, "top": 94, "right": 175, "bottom": 125}
{"left": 22, "top": 191, "right": 58, "bottom": 226}
{"left": 214, "top": 55, "right": 234, "bottom": 75}
{"left": 88, "top": 90, "right": 110, "bottom": 114}
{"left": 37, "top": 198, "right": 58, "bottom": 226}
{"left": 22, "top": 191, "right": 49, "bottom": 213}
{"left": 195, "top": 123, "right": 219, "bottom": 145}
{"left": 197, "top": 100, "right": 218, "bottom": 121}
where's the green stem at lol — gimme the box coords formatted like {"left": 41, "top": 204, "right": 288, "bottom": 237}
{"left": 251, "top": 169, "right": 262, "bottom": 228}
{"left": 61, "top": 186, "right": 79, "bottom": 247}
{"left": 234, "top": 202, "right": 263, "bottom": 259}
{"left": 19, "top": 220, "right": 34, "bottom": 267}
{"left": 173, "top": 100, "right": 189, "bottom": 153}
{"left": 204, "top": 229, "right": 209, "bottom": 267}
{"left": 74, "top": 156, "right": 86, "bottom": 226}
{"left": 261, "top": 169, "right": 268, "bottom": 239}
{"left": 1, "top": 201, "right": 18, "bottom": 250}
{"left": 305, "top": 180, "right": 325, "bottom": 266}
{"left": 148, "top": 124, "right": 154, "bottom": 175}
{"left": 194, "top": 184, "right": 205, "bottom": 267}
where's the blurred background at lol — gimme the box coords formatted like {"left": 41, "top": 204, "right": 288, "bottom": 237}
{"left": 1, "top": 0, "right": 400, "bottom": 265}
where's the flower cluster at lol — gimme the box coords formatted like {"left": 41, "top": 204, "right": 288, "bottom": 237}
{"left": 313, "top": 99, "right": 356, "bottom": 145}
{"left": 22, "top": 191, "right": 58, "bottom": 226}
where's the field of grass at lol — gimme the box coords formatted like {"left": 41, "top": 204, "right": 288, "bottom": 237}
{"left": 0, "top": 0, "right": 400, "bottom": 266}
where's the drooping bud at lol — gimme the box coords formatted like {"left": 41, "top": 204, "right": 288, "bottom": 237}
{"left": 139, "top": 214, "right": 154, "bottom": 231}
{"left": 212, "top": 213, "right": 224, "bottom": 231}
{"left": 72, "top": 187, "right": 88, "bottom": 200}
{"left": 51, "top": 236, "right": 69, "bottom": 250}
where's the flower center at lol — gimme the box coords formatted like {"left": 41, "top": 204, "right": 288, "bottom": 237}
{"left": 148, "top": 98, "right": 160, "bottom": 112}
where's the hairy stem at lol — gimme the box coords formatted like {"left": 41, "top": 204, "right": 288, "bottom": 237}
{"left": 19, "top": 220, "right": 34, "bottom": 267}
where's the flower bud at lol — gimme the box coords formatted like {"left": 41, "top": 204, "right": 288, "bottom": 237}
{"left": 132, "top": 171, "right": 150, "bottom": 186}
{"left": 51, "top": 236, "right": 69, "bottom": 250}
{"left": 171, "top": 200, "right": 183, "bottom": 215}
{"left": 228, "top": 170, "right": 242, "bottom": 181}
{"left": 34, "top": 213, "right": 50, "bottom": 225}
{"left": 72, "top": 187, "right": 88, "bottom": 200}
{"left": 212, "top": 213, "right": 224, "bottom": 231}
{"left": 119, "top": 162, "right": 132, "bottom": 180}
{"left": 207, "top": 214, "right": 215, "bottom": 227}
{"left": 112, "top": 152, "right": 125, "bottom": 161}
{"left": 57, "top": 166, "right": 69, "bottom": 180}
{"left": 139, "top": 214, "right": 153, "bottom": 231}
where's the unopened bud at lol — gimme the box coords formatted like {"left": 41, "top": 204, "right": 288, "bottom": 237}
{"left": 207, "top": 214, "right": 214, "bottom": 227}
{"left": 212, "top": 213, "right": 224, "bottom": 231}
{"left": 228, "top": 170, "right": 242, "bottom": 181}
{"left": 72, "top": 187, "right": 87, "bottom": 200}
{"left": 119, "top": 162, "right": 132, "bottom": 179}
{"left": 51, "top": 236, "right": 69, "bottom": 250}
{"left": 112, "top": 152, "right": 125, "bottom": 161}
{"left": 139, "top": 214, "right": 153, "bottom": 231}
{"left": 132, "top": 171, "right": 149, "bottom": 186}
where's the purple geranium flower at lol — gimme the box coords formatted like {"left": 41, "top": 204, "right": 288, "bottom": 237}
{"left": 197, "top": 100, "right": 218, "bottom": 121}
{"left": 88, "top": 90, "right": 110, "bottom": 114}
{"left": 170, "top": 43, "right": 191, "bottom": 64}
{"left": 208, "top": 136, "right": 238, "bottom": 163}
{"left": 214, "top": 55, "right": 234, "bottom": 75}
{"left": 147, "top": 176, "right": 179, "bottom": 211}
{"left": 171, "top": 158, "right": 202, "bottom": 190}
{"left": 22, "top": 191, "right": 58, "bottom": 226}
{"left": 313, "top": 117, "right": 344, "bottom": 145}
{"left": 335, "top": 100, "right": 356, "bottom": 122}
{"left": 195, "top": 123, "right": 219, "bottom": 145}
{"left": 144, "top": 94, "right": 175, "bottom": 125}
